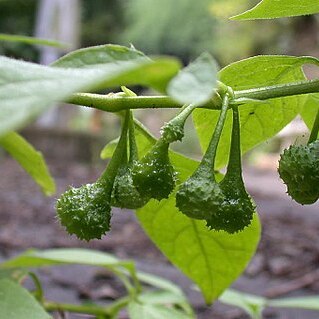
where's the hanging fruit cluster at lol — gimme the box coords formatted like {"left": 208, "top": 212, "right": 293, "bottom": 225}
{"left": 56, "top": 87, "right": 319, "bottom": 241}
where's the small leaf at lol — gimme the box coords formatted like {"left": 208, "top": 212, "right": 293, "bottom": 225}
{"left": 167, "top": 52, "right": 218, "bottom": 105}
{"left": 0, "top": 132, "right": 55, "bottom": 195}
{"left": 0, "top": 33, "right": 68, "bottom": 48}
{"left": 128, "top": 301, "right": 192, "bottom": 319}
{"left": 219, "top": 289, "right": 266, "bottom": 317}
{"left": 232, "top": 0, "right": 319, "bottom": 20}
{"left": 0, "top": 279, "right": 51, "bottom": 319}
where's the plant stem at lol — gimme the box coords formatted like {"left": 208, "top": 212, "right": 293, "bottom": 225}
{"left": 225, "top": 105, "right": 242, "bottom": 177}
{"left": 68, "top": 79, "right": 319, "bottom": 112}
{"left": 197, "top": 94, "right": 229, "bottom": 176}
{"left": 234, "top": 79, "right": 319, "bottom": 101}
{"left": 308, "top": 108, "right": 319, "bottom": 144}
{"left": 43, "top": 296, "right": 130, "bottom": 317}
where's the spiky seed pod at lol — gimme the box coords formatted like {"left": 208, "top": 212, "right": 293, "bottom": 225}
{"left": 112, "top": 167, "right": 150, "bottom": 209}
{"left": 56, "top": 182, "right": 111, "bottom": 241}
{"left": 176, "top": 95, "right": 230, "bottom": 220}
{"left": 278, "top": 140, "right": 319, "bottom": 205}
{"left": 206, "top": 105, "right": 255, "bottom": 233}
{"left": 132, "top": 140, "right": 176, "bottom": 200}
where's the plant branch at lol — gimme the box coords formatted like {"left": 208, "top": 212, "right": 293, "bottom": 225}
{"left": 233, "top": 78, "right": 319, "bottom": 102}
{"left": 43, "top": 296, "right": 130, "bottom": 317}
{"left": 68, "top": 78, "right": 319, "bottom": 112}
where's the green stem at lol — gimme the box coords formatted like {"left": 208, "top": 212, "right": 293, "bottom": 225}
{"left": 128, "top": 110, "right": 139, "bottom": 164}
{"left": 308, "top": 108, "right": 319, "bottom": 144}
{"left": 225, "top": 105, "right": 242, "bottom": 177}
{"left": 234, "top": 79, "right": 319, "bottom": 102}
{"left": 43, "top": 296, "right": 130, "bottom": 317}
{"left": 68, "top": 79, "right": 319, "bottom": 112}
{"left": 98, "top": 110, "right": 129, "bottom": 185}
{"left": 197, "top": 94, "right": 230, "bottom": 176}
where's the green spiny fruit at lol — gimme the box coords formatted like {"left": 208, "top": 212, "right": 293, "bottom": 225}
{"left": 56, "top": 111, "right": 130, "bottom": 240}
{"left": 132, "top": 139, "right": 176, "bottom": 200}
{"left": 111, "top": 111, "right": 150, "bottom": 209}
{"left": 206, "top": 105, "right": 255, "bottom": 233}
{"left": 176, "top": 94, "right": 230, "bottom": 219}
{"left": 278, "top": 140, "right": 319, "bottom": 205}
{"left": 56, "top": 182, "right": 111, "bottom": 241}
{"left": 161, "top": 104, "right": 197, "bottom": 143}
{"left": 112, "top": 167, "right": 150, "bottom": 209}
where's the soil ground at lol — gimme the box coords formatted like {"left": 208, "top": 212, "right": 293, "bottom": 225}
{"left": 1, "top": 141, "right": 319, "bottom": 319}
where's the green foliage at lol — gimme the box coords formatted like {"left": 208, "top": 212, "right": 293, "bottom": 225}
{"left": 278, "top": 141, "right": 319, "bottom": 205}
{"left": 0, "top": 132, "right": 55, "bottom": 195}
{"left": 220, "top": 288, "right": 319, "bottom": 318}
{"left": 193, "top": 55, "right": 319, "bottom": 169}
{"left": 121, "top": 0, "right": 216, "bottom": 61}
{"left": 0, "top": 279, "right": 51, "bottom": 319}
{"left": 1, "top": 248, "right": 194, "bottom": 319}
{"left": 0, "top": 45, "right": 179, "bottom": 137}
{"left": 232, "top": 0, "right": 319, "bottom": 20}
{"left": 1, "top": 2, "right": 319, "bottom": 317}
{"left": 167, "top": 52, "right": 219, "bottom": 105}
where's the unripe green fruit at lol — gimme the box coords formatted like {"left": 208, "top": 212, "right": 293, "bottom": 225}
{"left": 111, "top": 167, "right": 150, "bottom": 209}
{"left": 206, "top": 177, "right": 255, "bottom": 233}
{"left": 56, "top": 182, "right": 111, "bottom": 241}
{"left": 278, "top": 140, "right": 319, "bottom": 205}
{"left": 175, "top": 172, "right": 224, "bottom": 220}
{"left": 132, "top": 140, "right": 176, "bottom": 200}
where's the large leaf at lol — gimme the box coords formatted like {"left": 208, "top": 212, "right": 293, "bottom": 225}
{"left": 101, "top": 118, "right": 260, "bottom": 303}
{"left": 167, "top": 52, "right": 218, "bottom": 105}
{"left": 128, "top": 123, "right": 259, "bottom": 303}
{"left": 0, "top": 45, "right": 180, "bottom": 137}
{"left": 232, "top": 0, "right": 319, "bottom": 20}
{"left": 0, "top": 279, "right": 51, "bottom": 319}
{"left": 0, "top": 132, "right": 55, "bottom": 195}
{"left": 137, "top": 190, "right": 260, "bottom": 304}
{"left": 193, "top": 55, "right": 318, "bottom": 168}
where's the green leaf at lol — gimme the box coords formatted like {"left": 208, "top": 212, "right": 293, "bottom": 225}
{"left": 0, "top": 269, "right": 28, "bottom": 283}
{"left": 232, "top": 0, "right": 319, "bottom": 20}
{"left": 128, "top": 301, "right": 192, "bottom": 319}
{"left": 1, "top": 248, "right": 131, "bottom": 270}
{"left": 193, "top": 55, "right": 317, "bottom": 168}
{"left": 301, "top": 94, "right": 319, "bottom": 139}
{"left": 0, "top": 45, "right": 180, "bottom": 137}
{"left": 0, "top": 132, "right": 55, "bottom": 195}
{"left": 167, "top": 52, "right": 218, "bottom": 105}
{"left": 0, "top": 33, "right": 68, "bottom": 48}
{"left": 137, "top": 193, "right": 260, "bottom": 304}
{"left": 269, "top": 296, "right": 319, "bottom": 310}
{"left": 102, "top": 119, "right": 260, "bottom": 303}
{"left": 219, "top": 289, "right": 266, "bottom": 317}
{"left": 0, "top": 279, "right": 51, "bottom": 319}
